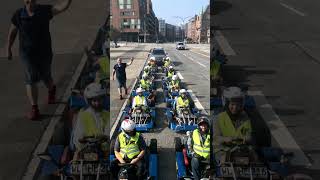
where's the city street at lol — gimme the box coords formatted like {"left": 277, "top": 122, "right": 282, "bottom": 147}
{"left": 0, "top": 0, "right": 106, "bottom": 179}
{"left": 110, "top": 43, "right": 210, "bottom": 179}
{"left": 214, "top": 0, "right": 320, "bottom": 177}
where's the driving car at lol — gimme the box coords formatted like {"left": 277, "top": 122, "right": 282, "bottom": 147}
{"left": 149, "top": 47, "right": 167, "bottom": 66}
{"left": 176, "top": 42, "right": 186, "bottom": 50}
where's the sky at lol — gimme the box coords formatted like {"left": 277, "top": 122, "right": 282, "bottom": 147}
{"left": 152, "top": 0, "right": 210, "bottom": 26}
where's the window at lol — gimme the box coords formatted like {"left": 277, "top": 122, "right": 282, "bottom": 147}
{"left": 119, "top": 0, "right": 124, "bottom": 9}
{"left": 126, "top": 0, "right": 132, "bottom": 9}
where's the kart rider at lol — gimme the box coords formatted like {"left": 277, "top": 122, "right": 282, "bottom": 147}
{"left": 72, "top": 82, "right": 109, "bottom": 158}
{"left": 166, "top": 66, "right": 175, "bottom": 79}
{"left": 143, "top": 66, "right": 150, "bottom": 77}
{"left": 132, "top": 88, "right": 148, "bottom": 112}
{"left": 140, "top": 74, "right": 151, "bottom": 91}
{"left": 169, "top": 75, "right": 180, "bottom": 91}
{"left": 163, "top": 56, "right": 171, "bottom": 68}
{"left": 111, "top": 119, "right": 146, "bottom": 179}
{"left": 188, "top": 117, "right": 211, "bottom": 180}
{"left": 149, "top": 56, "right": 156, "bottom": 67}
{"left": 213, "top": 86, "right": 252, "bottom": 162}
{"left": 176, "top": 89, "right": 190, "bottom": 115}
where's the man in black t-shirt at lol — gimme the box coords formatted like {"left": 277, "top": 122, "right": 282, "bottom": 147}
{"left": 112, "top": 57, "right": 134, "bottom": 99}
{"left": 6, "top": 0, "right": 72, "bottom": 120}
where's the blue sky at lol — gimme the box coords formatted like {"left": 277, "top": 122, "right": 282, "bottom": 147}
{"left": 152, "top": 0, "right": 210, "bottom": 26}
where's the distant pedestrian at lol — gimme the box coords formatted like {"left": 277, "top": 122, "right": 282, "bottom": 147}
{"left": 112, "top": 57, "right": 134, "bottom": 100}
{"left": 6, "top": 0, "right": 72, "bottom": 120}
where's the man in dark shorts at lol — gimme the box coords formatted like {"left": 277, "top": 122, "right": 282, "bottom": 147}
{"left": 6, "top": 0, "right": 72, "bottom": 120}
{"left": 112, "top": 57, "right": 134, "bottom": 99}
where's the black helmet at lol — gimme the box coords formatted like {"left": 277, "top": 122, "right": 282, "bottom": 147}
{"left": 197, "top": 116, "right": 210, "bottom": 127}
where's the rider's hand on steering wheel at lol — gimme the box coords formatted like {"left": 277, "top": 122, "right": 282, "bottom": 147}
{"left": 130, "top": 157, "right": 140, "bottom": 165}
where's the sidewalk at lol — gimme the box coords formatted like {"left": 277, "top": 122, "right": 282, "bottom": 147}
{"left": 110, "top": 44, "right": 152, "bottom": 127}
{"left": 0, "top": 0, "right": 106, "bottom": 179}
{"left": 186, "top": 43, "right": 210, "bottom": 56}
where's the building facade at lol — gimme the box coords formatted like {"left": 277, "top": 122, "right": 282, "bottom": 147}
{"left": 111, "top": 0, "right": 158, "bottom": 42}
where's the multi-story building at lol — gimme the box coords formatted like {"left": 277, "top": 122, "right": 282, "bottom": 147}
{"left": 158, "top": 18, "right": 166, "bottom": 41}
{"left": 175, "top": 26, "right": 183, "bottom": 42}
{"left": 200, "top": 5, "right": 210, "bottom": 43}
{"left": 165, "top": 23, "right": 176, "bottom": 42}
{"left": 111, "top": 0, "right": 158, "bottom": 42}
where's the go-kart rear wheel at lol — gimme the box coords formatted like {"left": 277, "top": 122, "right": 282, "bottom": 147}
{"left": 174, "top": 137, "right": 183, "bottom": 152}
{"left": 150, "top": 139, "right": 157, "bottom": 154}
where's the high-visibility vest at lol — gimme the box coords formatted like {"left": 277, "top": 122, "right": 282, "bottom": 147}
{"left": 119, "top": 132, "right": 141, "bottom": 159}
{"left": 211, "top": 60, "right": 221, "bottom": 79}
{"left": 177, "top": 96, "right": 189, "bottom": 108}
{"left": 79, "top": 109, "right": 109, "bottom": 136}
{"left": 167, "top": 71, "right": 174, "bottom": 78}
{"left": 164, "top": 61, "right": 170, "bottom": 67}
{"left": 170, "top": 80, "right": 180, "bottom": 87}
{"left": 140, "top": 79, "right": 150, "bottom": 89}
{"left": 217, "top": 111, "right": 252, "bottom": 138}
{"left": 192, "top": 129, "right": 210, "bottom": 159}
{"left": 134, "top": 96, "right": 146, "bottom": 106}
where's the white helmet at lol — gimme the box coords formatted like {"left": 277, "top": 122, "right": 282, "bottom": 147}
{"left": 84, "top": 83, "right": 105, "bottom": 99}
{"left": 150, "top": 57, "right": 156, "bottom": 61}
{"left": 179, "top": 89, "right": 187, "bottom": 94}
{"left": 142, "top": 74, "right": 148, "bottom": 79}
{"left": 121, "top": 119, "right": 136, "bottom": 131}
{"left": 172, "top": 75, "right": 178, "bottom": 80}
{"left": 165, "top": 57, "right": 170, "bottom": 61}
{"left": 222, "top": 86, "right": 245, "bottom": 106}
{"left": 144, "top": 66, "right": 150, "bottom": 70}
{"left": 136, "top": 87, "right": 144, "bottom": 93}
{"left": 169, "top": 66, "right": 174, "bottom": 70}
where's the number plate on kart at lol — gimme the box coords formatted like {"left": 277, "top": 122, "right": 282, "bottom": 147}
{"left": 70, "top": 161, "right": 108, "bottom": 175}
{"left": 219, "top": 166, "right": 268, "bottom": 178}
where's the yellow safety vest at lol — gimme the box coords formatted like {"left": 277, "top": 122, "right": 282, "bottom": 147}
{"left": 164, "top": 61, "right": 170, "bottom": 67}
{"left": 119, "top": 132, "right": 141, "bottom": 159}
{"left": 134, "top": 96, "right": 146, "bottom": 106}
{"left": 193, "top": 129, "right": 210, "bottom": 159}
{"left": 170, "top": 80, "right": 180, "bottom": 88}
{"left": 79, "top": 109, "right": 109, "bottom": 136}
{"left": 211, "top": 60, "right": 221, "bottom": 79}
{"left": 167, "top": 71, "right": 174, "bottom": 78}
{"left": 140, "top": 79, "right": 150, "bottom": 89}
{"left": 96, "top": 56, "right": 108, "bottom": 80}
{"left": 177, "top": 96, "right": 189, "bottom": 108}
{"left": 217, "top": 111, "right": 252, "bottom": 138}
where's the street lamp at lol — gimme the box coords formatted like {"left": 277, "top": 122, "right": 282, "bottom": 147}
{"left": 173, "top": 16, "right": 191, "bottom": 42}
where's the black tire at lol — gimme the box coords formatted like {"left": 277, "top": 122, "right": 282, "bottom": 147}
{"left": 174, "top": 137, "right": 183, "bottom": 152}
{"left": 149, "top": 139, "right": 157, "bottom": 154}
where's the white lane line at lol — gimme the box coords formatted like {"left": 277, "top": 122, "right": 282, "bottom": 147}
{"left": 248, "top": 91, "right": 311, "bottom": 167}
{"left": 187, "top": 89, "right": 208, "bottom": 115}
{"left": 181, "top": 53, "right": 207, "bottom": 68}
{"left": 189, "top": 49, "right": 210, "bottom": 58}
{"left": 280, "top": 2, "right": 306, "bottom": 17}
{"left": 177, "top": 71, "right": 184, "bottom": 80}
{"left": 214, "top": 31, "right": 236, "bottom": 56}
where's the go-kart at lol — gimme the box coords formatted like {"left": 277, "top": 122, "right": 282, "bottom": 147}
{"left": 165, "top": 94, "right": 200, "bottom": 132}
{"left": 110, "top": 138, "right": 158, "bottom": 180}
{"left": 215, "top": 140, "right": 291, "bottom": 179}
{"left": 175, "top": 136, "right": 212, "bottom": 180}
{"left": 38, "top": 135, "right": 109, "bottom": 180}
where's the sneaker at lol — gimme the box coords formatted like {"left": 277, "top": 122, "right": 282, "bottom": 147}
{"left": 120, "top": 95, "right": 123, "bottom": 100}
{"left": 125, "top": 89, "right": 128, "bottom": 95}
{"left": 28, "top": 106, "right": 40, "bottom": 120}
{"left": 47, "top": 85, "right": 56, "bottom": 104}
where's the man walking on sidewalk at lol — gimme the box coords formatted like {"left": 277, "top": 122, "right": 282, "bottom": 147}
{"left": 112, "top": 57, "right": 134, "bottom": 100}
{"left": 6, "top": 0, "right": 72, "bottom": 120}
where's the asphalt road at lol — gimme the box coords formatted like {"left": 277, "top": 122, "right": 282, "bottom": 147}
{"left": 0, "top": 1, "right": 106, "bottom": 179}
{"left": 213, "top": 0, "right": 320, "bottom": 177}
{"left": 110, "top": 43, "right": 210, "bottom": 179}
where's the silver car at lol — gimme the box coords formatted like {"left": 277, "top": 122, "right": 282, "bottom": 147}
{"left": 176, "top": 42, "right": 186, "bottom": 50}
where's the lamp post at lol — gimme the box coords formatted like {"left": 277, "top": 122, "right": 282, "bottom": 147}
{"left": 173, "top": 16, "right": 191, "bottom": 43}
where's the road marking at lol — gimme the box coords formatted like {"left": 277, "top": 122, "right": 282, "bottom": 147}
{"left": 214, "top": 31, "right": 236, "bottom": 56}
{"left": 22, "top": 52, "right": 89, "bottom": 180}
{"left": 181, "top": 53, "right": 207, "bottom": 68}
{"left": 248, "top": 91, "right": 311, "bottom": 167}
{"left": 280, "top": 2, "right": 306, "bottom": 17}
{"left": 187, "top": 89, "right": 208, "bottom": 115}
{"left": 189, "top": 49, "right": 210, "bottom": 58}
{"left": 177, "top": 71, "right": 184, "bottom": 80}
